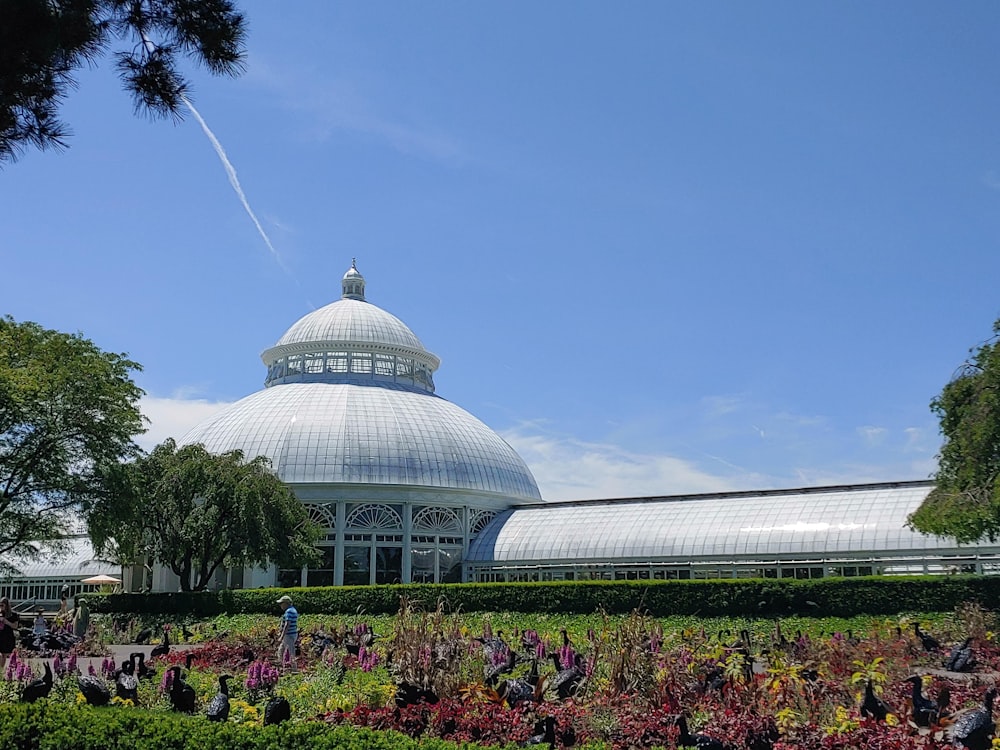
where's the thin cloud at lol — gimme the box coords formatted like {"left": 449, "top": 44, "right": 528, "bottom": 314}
{"left": 857, "top": 425, "right": 888, "bottom": 445}
{"left": 700, "top": 394, "right": 744, "bottom": 418}
{"left": 247, "top": 56, "right": 467, "bottom": 164}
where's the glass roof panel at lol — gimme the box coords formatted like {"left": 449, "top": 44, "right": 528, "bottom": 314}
{"left": 467, "top": 483, "right": 990, "bottom": 562}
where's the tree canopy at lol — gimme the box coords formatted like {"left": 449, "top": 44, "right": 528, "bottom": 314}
{"left": 89, "top": 439, "right": 321, "bottom": 591}
{"left": 909, "top": 319, "right": 1000, "bottom": 543}
{"left": 0, "top": 315, "right": 144, "bottom": 572}
{"left": 1, "top": 0, "right": 247, "bottom": 163}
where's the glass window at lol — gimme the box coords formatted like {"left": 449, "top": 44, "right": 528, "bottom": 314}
{"left": 375, "top": 546, "right": 402, "bottom": 585}
{"left": 326, "top": 352, "right": 348, "bottom": 372}
{"left": 277, "top": 568, "right": 302, "bottom": 588}
{"left": 344, "top": 546, "right": 370, "bottom": 586}
{"left": 439, "top": 547, "right": 462, "bottom": 583}
{"left": 411, "top": 547, "right": 435, "bottom": 584}
{"left": 350, "top": 352, "right": 372, "bottom": 374}
{"left": 305, "top": 546, "right": 335, "bottom": 587}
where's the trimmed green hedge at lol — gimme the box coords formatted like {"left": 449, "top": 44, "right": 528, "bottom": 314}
{"left": 0, "top": 702, "right": 515, "bottom": 750}
{"left": 86, "top": 575, "right": 1000, "bottom": 618}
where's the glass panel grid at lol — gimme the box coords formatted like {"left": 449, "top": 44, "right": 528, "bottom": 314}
{"left": 469, "top": 485, "right": 984, "bottom": 565}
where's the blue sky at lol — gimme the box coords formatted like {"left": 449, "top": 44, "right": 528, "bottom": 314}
{"left": 5, "top": 1, "right": 1000, "bottom": 501}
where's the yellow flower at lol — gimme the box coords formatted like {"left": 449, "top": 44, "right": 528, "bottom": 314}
{"left": 75, "top": 692, "right": 86, "bottom": 704}
{"left": 886, "top": 713, "right": 899, "bottom": 726}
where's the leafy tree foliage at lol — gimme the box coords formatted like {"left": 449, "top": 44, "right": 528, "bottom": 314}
{"left": 0, "top": 316, "right": 144, "bottom": 572}
{"left": 909, "top": 320, "right": 1000, "bottom": 543}
{"left": 89, "top": 439, "right": 321, "bottom": 591}
{"left": 1, "top": 0, "right": 246, "bottom": 163}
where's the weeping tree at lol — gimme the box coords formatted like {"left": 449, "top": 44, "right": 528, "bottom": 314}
{"left": 89, "top": 439, "right": 321, "bottom": 591}
{"left": 1, "top": 0, "right": 247, "bottom": 163}
{"left": 909, "top": 319, "right": 1000, "bottom": 543}
{"left": 0, "top": 316, "right": 144, "bottom": 574}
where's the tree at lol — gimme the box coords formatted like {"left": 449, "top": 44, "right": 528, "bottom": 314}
{"left": 909, "top": 319, "right": 1000, "bottom": 543}
{"left": 1, "top": 0, "right": 246, "bottom": 163}
{"left": 0, "top": 316, "right": 144, "bottom": 573}
{"left": 89, "top": 439, "right": 321, "bottom": 591}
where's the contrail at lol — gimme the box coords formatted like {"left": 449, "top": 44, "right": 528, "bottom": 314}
{"left": 181, "top": 94, "right": 292, "bottom": 278}
{"left": 138, "top": 32, "right": 306, "bottom": 296}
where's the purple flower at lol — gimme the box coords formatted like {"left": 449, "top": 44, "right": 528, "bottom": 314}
{"left": 559, "top": 644, "right": 575, "bottom": 671}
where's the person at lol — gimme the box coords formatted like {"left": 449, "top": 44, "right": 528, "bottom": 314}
{"left": 56, "top": 586, "right": 70, "bottom": 627}
{"left": 32, "top": 608, "right": 47, "bottom": 637}
{"left": 0, "top": 597, "right": 19, "bottom": 672}
{"left": 276, "top": 595, "right": 298, "bottom": 672}
{"left": 72, "top": 597, "right": 90, "bottom": 639}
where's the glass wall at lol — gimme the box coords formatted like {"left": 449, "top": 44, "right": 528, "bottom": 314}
{"left": 344, "top": 546, "right": 370, "bottom": 586}
{"left": 306, "top": 546, "right": 336, "bottom": 586}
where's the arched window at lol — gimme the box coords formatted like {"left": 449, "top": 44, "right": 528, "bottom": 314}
{"left": 346, "top": 504, "right": 402, "bottom": 530}
{"left": 302, "top": 502, "right": 337, "bottom": 531}
{"left": 469, "top": 510, "right": 497, "bottom": 536}
{"left": 413, "top": 507, "right": 462, "bottom": 534}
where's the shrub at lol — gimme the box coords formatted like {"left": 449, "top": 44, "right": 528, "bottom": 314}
{"left": 0, "top": 702, "right": 517, "bottom": 750}
{"left": 87, "top": 575, "right": 1000, "bottom": 619}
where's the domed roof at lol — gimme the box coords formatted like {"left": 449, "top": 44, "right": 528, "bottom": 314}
{"left": 180, "top": 382, "right": 541, "bottom": 500}
{"left": 275, "top": 301, "right": 427, "bottom": 352}
{"left": 181, "top": 261, "right": 541, "bottom": 502}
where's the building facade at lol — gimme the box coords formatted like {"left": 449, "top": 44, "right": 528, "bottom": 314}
{"left": 8, "top": 263, "right": 996, "bottom": 598}
{"left": 161, "top": 261, "right": 543, "bottom": 591}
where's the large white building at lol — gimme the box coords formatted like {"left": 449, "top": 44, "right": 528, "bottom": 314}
{"left": 156, "top": 261, "right": 543, "bottom": 591}
{"left": 6, "top": 262, "right": 999, "bottom": 600}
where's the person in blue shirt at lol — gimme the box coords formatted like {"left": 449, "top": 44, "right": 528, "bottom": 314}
{"left": 276, "top": 595, "right": 298, "bottom": 672}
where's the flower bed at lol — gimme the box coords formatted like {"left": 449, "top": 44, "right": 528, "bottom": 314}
{"left": 0, "top": 599, "right": 996, "bottom": 749}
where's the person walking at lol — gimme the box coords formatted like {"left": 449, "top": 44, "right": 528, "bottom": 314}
{"left": 0, "top": 597, "right": 19, "bottom": 672}
{"left": 276, "top": 595, "right": 298, "bottom": 672}
{"left": 72, "top": 598, "right": 90, "bottom": 639}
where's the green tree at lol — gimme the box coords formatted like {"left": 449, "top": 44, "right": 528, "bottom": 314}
{"left": 0, "top": 316, "right": 144, "bottom": 573}
{"left": 1, "top": 0, "right": 246, "bottom": 163}
{"left": 89, "top": 439, "right": 321, "bottom": 591}
{"left": 909, "top": 319, "right": 1000, "bottom": 543}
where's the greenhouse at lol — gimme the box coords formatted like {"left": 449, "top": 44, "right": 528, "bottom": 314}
{"left": 466, "top": 480, "right": 1000, "bottom": 581}
{"left": 162, "top": 260, "right": 543, "bottom": 591}
{"left": 6, "top": 262, "right": 997, "bottom": 594}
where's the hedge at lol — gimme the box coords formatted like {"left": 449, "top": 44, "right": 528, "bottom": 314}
{"left": 0, "top": 702, "right": 518, "bottom": 750}
{"left": 85, "top": 575, "right": 1000, "bottom": 619}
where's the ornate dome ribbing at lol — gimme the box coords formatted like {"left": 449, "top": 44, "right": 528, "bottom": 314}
{"left": 181, "top": 262, "right": 541, "bottom": 502}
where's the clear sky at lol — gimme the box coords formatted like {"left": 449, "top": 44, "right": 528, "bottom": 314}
{"left": 5, "top": 1, "right": 1000, "bottom": 501}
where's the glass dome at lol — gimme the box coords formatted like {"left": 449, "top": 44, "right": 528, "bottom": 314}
{"left": 180, "top": 261, "right": 541, "bottom": 502}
